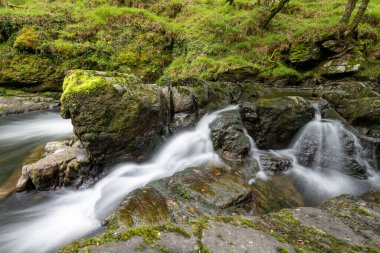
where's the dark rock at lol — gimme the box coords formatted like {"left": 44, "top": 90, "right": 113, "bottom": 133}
{"left": 240, "top": 96, "right": 314, "bottom": 149}
{"left": 257, "top": 152, "right": 293, "bottom": 173}
{"left": 209, "top": 109, "right": 251, "bottom": 159}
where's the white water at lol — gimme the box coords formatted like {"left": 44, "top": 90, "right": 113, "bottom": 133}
{"left": 0, "top": 106, "right": 237, "bottom": 253}
{"left": 250, "top": 104, "right": 380, "bottom": 204}
{"left": 0, "top": 112, "right": 73, "bottom": 149}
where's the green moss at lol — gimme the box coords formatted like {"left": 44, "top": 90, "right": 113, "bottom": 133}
{"left": 278, "top": 246, "right": 291, "bottom": 253}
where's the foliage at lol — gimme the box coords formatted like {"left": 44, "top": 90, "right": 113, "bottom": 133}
{"left": 0, "top": 0, "right": 379, "bottom": 88}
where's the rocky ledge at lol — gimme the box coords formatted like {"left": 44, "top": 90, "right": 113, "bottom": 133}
{"left": 60, "top": 190, "right": 380, "bottom": 253}
{"left": 0, "top": 95, "right": 60, "bottom": 116}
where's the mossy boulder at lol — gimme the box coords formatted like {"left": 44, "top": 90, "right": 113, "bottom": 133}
{"left": 61, "top": 70, "right": 167, "bottom": 162}
{"left": 240, "top": 96, "right": 315, "bottom": 149}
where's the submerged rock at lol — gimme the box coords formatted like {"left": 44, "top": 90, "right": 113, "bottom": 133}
{"left": 240, "top": 96, "right": 314, "bottom": 149}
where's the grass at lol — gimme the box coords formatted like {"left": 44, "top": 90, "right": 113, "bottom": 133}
{"left": 0, "top": 0, "right": 379, "bottom": 89}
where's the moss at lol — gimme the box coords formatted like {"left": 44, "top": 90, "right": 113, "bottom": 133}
{"left": 277, "top": 246, "right": 291, "bottom": 253}
{"left": 266, "top": 209, "right": 365, "bottom": 253}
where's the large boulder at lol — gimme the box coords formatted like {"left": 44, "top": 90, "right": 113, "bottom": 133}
{"left": 61, "top": 70, "right": 167, "bottom": 162}
{"left": 240, "top": 96, "right": 315, "bottom": 149}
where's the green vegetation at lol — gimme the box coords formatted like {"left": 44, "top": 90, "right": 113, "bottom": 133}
{"left": 0, "top": 0, "right": 379, "bottom": 90}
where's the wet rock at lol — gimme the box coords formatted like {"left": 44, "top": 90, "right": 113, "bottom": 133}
{"left": 0, "top": 95, "right": 59, "bottom": 116}
{"left": 118, "top": 188, "right": 171, "bottom": 228}
{"left": 15, "top": 145, "right": 90, "bottom": 191}
{"left": 316, "top": 54, "right": 362, "bottom": 77}
{"left": 240, "top": 96, "right": 314, "bottom": 149}
{"left": 257, "top": 152, "right": 293, "bottom": 173}
{"left": 251, "top": 176, "right": 304, "bottom": 214}
{"left": 168, "top": 162, "right": 252, "bottom": 211}
{"left": 209, "top": 109, "right": 251, "bottom": 159}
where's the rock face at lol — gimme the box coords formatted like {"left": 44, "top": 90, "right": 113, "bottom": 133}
{"left": 0, "top": 95, "right": 59, "bottom": 116}
{"left": 61, "top": 190, "right": 380, "bottom": 253}
{"left": 16, "top": 141, "right": 90, "bottom": 191}
{"left": 240, "top": 96, "right": 314, "bottom": 149}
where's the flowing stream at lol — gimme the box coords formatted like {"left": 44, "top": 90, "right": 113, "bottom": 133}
{"left": 0, "top": 110, "right": 74, "bottom": 196}
{"left": 0, "top": 106, "right": 234, "bottom": 253}
{"left": 0, "top": 104, "right": 379, "bottom": 253}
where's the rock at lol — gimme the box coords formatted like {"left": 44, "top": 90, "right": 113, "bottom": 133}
{"left": 251, "top": 176, "right": 304, "bottom": 214}
{"left": 316, "top": 54, "right": 363, "bottom": 77}
{"left": 209, "top": 109, "right": 251, "bottom": 159}
{"left": 321, "top": 40, "right": 348, "bottom": 54}
{"left": 61, "top": 70, "right": 167, "bottom": 162}
{"left": 256, "top": 152, "right": 293, "bottom": 173}
{"left": 202, "top": 220, "right": 295, "bottom": 253}
{"left": 63, "top": 190, "right": 380, "bottom": 253}
{"left": 0, "top": 95, "right": 59, "bottom": 116}
{"left": 117, "top": 188, "right": 171, "bottom": 228}
{"left": 240, "top": 96, "right": 314, "bottom": 149}
{"left": 44, "top": 141, "right": 71, "bottom": 155}
{"left": 315, "top": 81, "right": 380, "bottom": 126}
{"left": 15, "top": 145, "right": 90, "bottom": 191}
{"left": 288, "top": 42, "right": 321, "bottom": 68}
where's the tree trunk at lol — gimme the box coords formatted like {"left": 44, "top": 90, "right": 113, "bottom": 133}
{"left": 0, "top": 0, "right": 8, "bottom": 7}
{"left": 341, "top": 0, "right": 359, "bottom": 24}
{"left": 226, "top": 0, "right": 234, "bottom": 5}
{"left": 346, "top": 0, "right": 370, "bottom": 36}
{"left": 261, "top": 0, "right": 290, "bottom": 29}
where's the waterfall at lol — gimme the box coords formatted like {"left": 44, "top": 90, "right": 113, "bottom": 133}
{"left": 250, "top": 103, "right": 380, "bottom": 205}
{"left": 0, "top": 105, "right": 237, "bottom": 253}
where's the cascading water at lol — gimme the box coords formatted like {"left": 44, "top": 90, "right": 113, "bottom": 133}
{"left": 251, "top": 103, "right": 380, "bottom": 205}
{"left": 0, "top": 106, "right": 237, "bottom": 253}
